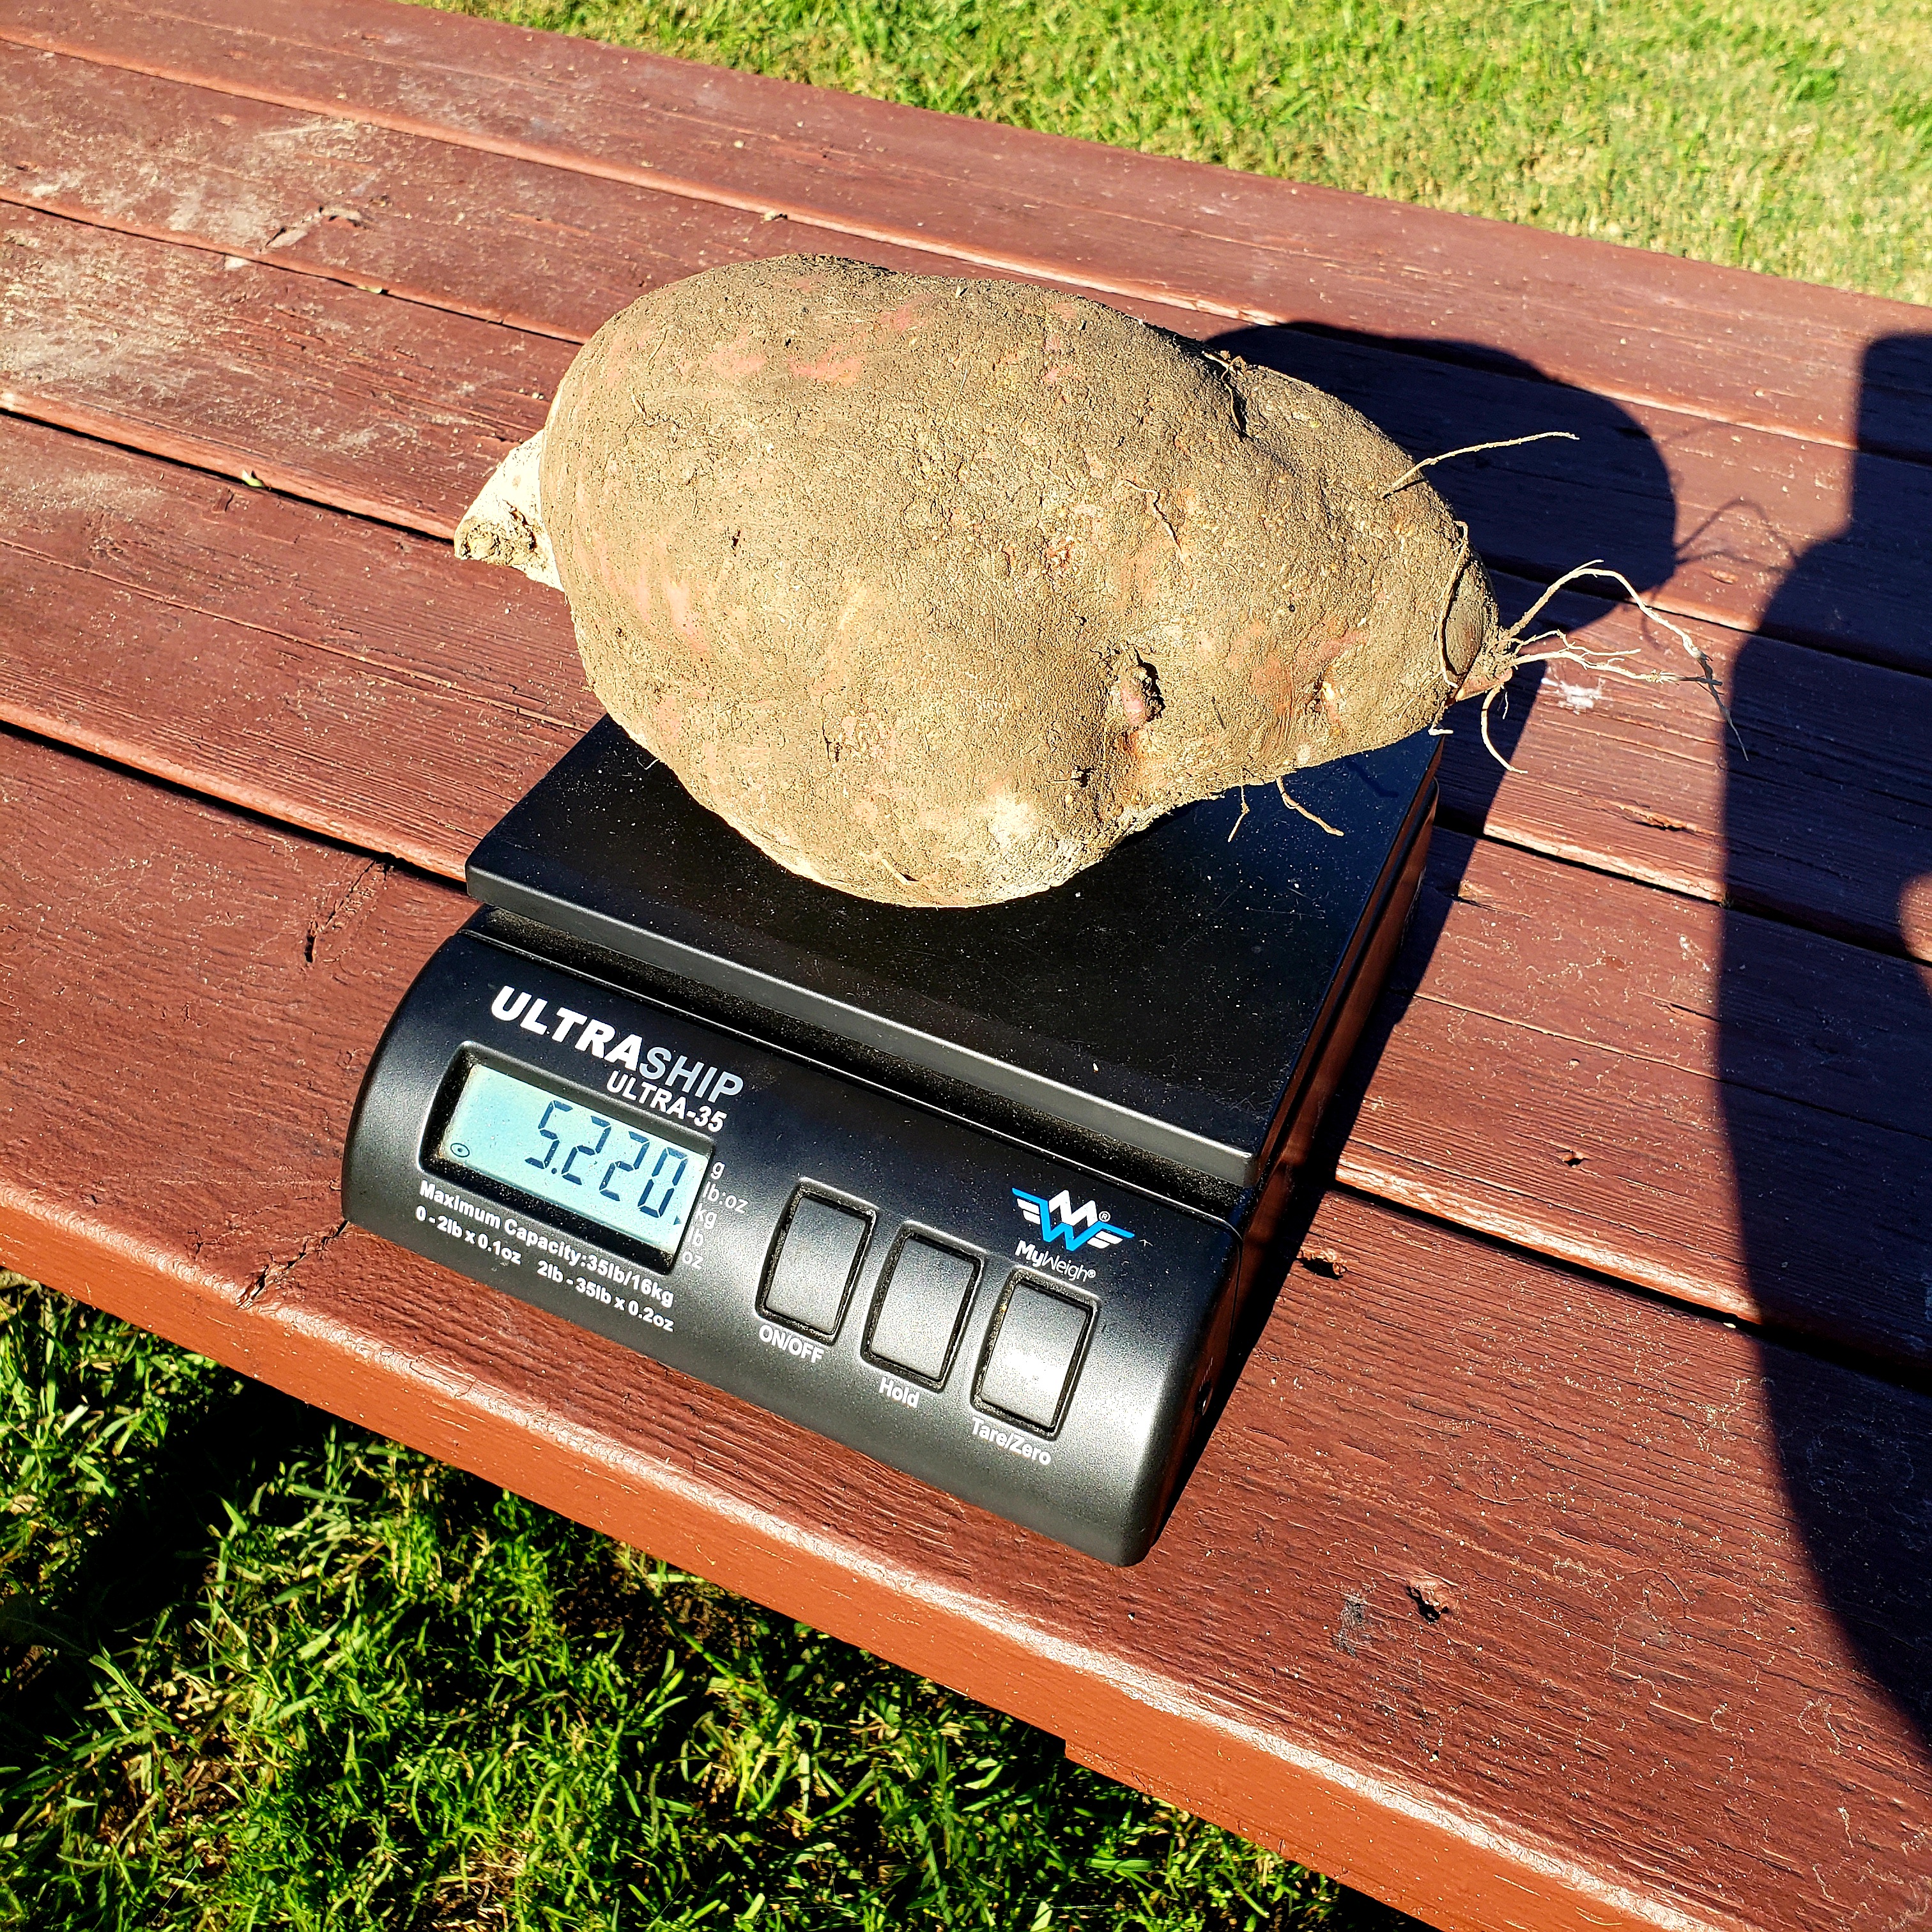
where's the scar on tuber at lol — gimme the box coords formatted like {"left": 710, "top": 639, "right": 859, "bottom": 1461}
{"left": 456, "top": 256, "right": 1719, "bottom": 906}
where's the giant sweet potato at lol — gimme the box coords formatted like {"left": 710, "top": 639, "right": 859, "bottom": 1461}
{"left": 458, "top": 256, "right": 1517, "bottom": 907}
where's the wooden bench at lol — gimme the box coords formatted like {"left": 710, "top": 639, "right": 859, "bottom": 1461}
{"left": 4, "top": 4, "right": 1929, "bottom": 1925}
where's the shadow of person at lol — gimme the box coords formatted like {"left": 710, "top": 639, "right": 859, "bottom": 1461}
{"left": 1727, "top": 334, "right": 1932, "bottom": 1748}
{"left": 1215, "top": 323, "right": 1932, "bottom": 1759}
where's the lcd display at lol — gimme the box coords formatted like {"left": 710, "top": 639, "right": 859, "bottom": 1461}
{"left": 435, "top": 1062, "right": 710, "bottom": 1260}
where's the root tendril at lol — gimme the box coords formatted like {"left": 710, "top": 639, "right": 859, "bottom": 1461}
{"left": 1500, "top": 562, "right": 1745, "bottom": 756}
{"left": 1383, "top": 431, "right": 1579, "bottom": 498}
{"left": 1480, "top": 686, "right": 1521, "bottom": 773}
{"left": 1276, "top": 778, "right": 1344, "bottom": 837}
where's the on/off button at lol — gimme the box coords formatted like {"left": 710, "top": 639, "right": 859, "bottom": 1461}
{"left": 759, "top": 1191, "right": 871, "bottom": 1340}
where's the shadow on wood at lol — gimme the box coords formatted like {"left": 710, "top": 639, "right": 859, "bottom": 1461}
{"left": 1209, "top": 327, "right": 1682, "bottom": 605}
{"left": 1736, "top": 334, "right": 1932, "bottom": 1751}
{"left": 1176, "top": 333, "right": 1646, "bottom": 1464}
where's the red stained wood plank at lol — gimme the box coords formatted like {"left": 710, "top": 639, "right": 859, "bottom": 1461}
{"left": 0, "top": 204, "right": 563, "bottom": 534}
{"left": 5, "top": 0, "right": 1931, "bottom": 467}
{"left": 5, "top": 418, "right": 1929, "bottom": 1374}
{"left": 0, "top": 418, "right": 589, "bottom": 868}
{"left": 7, "top": 58, "right": 1924, "bottom": 958}
{"left": 5, "top": 196, "right": 1929, "bottom": 675}
{"left": 4, "top": 726, "right": 1929, "bottom": 1932}
{"left": 0, "top": 39, "right": 952, "bottom": 338}
{"left": 1338, "top": 831, "right": 1932, "bottom": 1363}
{"left": 0, "top": 736, "right": 468, "bottom": 1291}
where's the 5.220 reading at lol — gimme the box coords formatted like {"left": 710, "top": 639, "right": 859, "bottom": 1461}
{"left": 525, "top": 1097, "right": 688, "bottom": 1221}
{"left": 436, "top": 1062, "right": 712, "bottom": 1254}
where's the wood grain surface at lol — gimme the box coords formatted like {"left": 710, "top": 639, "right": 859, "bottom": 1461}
{"left": 0, "top": 40, "right": 956, "bottom": 334}
{"left": 1338, "top": 831, "right": 1932, "bottom": 1360}
{"left": 0, "top": 203, "right": 561, "bottom": 533}
{"left": 5, "top": 415, "right": 1929, "bottom": 1374}
{"left": 6, "top": 6, "right": 1932, "bottom": 1925}
{"left": 0, "top": 415, "right": 590, "bottom": 868}
{"left": 6, "top": 0, "right": 1931, "bottom": 465}
{"left": 4, "top": 726, "right": 1930, "bottom": 1932}
{"left": 6, "top": 134, "right": 1931, "bottom": 673}
{"left": 1435, "top": 599, "right": 1932, "bottom": 963}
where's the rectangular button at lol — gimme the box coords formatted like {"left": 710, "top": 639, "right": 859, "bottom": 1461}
{"left": 760, "top": 1193, "right": 869, "bottom": 1338}
{"left": 977, "top": 1282, "right": 1090, "bottom": 1430}
{"left": 867, "top": 1236, "right": 979, "bottom": 1383}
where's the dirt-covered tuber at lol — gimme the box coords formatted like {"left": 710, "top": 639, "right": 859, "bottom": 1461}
{"left": 457, "top": 256, "right": 1524, "bottom": 907}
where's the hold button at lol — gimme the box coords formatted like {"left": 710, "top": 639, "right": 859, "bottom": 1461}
{"left": 977, "top": 1282, "right": 1091, "bottom": 1431}
{"left": 867, "top": 1237, "right": 979, "bottom": 1384}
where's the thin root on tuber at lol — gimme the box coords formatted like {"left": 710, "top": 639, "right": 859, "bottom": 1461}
{"left": 1383, "top": 431, "right": 1579, "bottom": 499}
{"left": 1277, "top": 778, "right": 1344, "bottom": 836}
{"left": 1474, "top": 560, "right": 1747, "bottom": 772}
{"left": 1228, "top": 786, "right": 1250, "bottom": 842}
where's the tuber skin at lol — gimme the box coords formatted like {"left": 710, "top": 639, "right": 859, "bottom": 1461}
{"left": 459, "top": 256, "right": 1516, "bottom": 907}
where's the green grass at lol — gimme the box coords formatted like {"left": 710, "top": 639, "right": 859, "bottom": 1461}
{"left": 0, "top": 1278, "right": 1413, "bottom": 1929}
{"left": 427, "top": 0, "right": 1932, "bottom": 306}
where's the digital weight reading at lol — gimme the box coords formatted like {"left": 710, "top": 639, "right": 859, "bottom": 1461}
{"left": 434, "top": 1062, "right": 710, "bottom": 1262}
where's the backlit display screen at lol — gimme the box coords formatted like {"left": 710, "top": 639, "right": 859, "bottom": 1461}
{"left": 434, "top": 1061, "right": 710, "bottom": 1261}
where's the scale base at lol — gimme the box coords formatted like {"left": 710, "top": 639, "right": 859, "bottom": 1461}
{"left": 345, "top": 724, "right": 1439, "bottom": 1562}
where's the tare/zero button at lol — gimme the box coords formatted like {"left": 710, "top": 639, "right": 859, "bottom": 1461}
{"left": 976, "top": 1280, "right": 1092, "bottom": 1432}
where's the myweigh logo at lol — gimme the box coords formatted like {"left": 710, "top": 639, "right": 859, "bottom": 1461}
{"left": 1011, "top": 1188, "right": 1135, "bottom": 1252}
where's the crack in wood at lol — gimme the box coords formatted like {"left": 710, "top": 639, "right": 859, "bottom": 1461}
{"left": 304, "top": 857, "right": 387, "bottom": 963}
{"left": 242, "top": 1216, "right": 349, "bottom": 1306}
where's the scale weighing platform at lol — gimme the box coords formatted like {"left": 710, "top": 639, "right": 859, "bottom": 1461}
{"left": 343, "top": 719, "right": 1439, "bottom": 1564}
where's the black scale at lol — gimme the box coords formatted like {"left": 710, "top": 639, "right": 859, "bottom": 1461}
{"left": 343, "top": 719, "right": 1438, "bottom": 1563}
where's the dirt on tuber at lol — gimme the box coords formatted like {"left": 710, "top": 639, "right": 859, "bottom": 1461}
{"left": 458, "top": 255, "right": 1529, "bottom": 907}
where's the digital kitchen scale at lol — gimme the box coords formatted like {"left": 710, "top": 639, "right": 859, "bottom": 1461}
{"left": 342, "top": 718, "right": 1439, "bottom": 1564}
